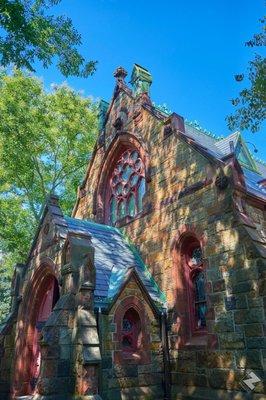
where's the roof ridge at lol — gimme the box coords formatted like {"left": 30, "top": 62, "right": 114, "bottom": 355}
{"left": 252, "top": 156, "right": 266, "bottom": 167}
{"left": 216, "top": 130, "right": 239, "bottom": 141}
{"left": 65, "top": 216, "right": 119, "bottom": 233}
{"left": 185, "top": 119, "right": 222, "bottom": 140}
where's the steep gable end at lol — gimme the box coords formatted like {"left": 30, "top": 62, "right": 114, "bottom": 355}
{"left": 235, "top": 140, "right": 259, "bottom": 172}
{"left": 27, "top": 194, "right": 67, "bottom": 262}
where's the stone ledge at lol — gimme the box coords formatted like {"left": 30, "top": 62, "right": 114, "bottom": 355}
{"left": 171, "top": 385, "right": 253, "bottom": 400}
{"left": 31, "top": 395, "right": 102, "bottom": 400}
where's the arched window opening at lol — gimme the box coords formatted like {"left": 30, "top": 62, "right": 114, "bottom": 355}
{"left": 121, "top": 308, "right": 142, "bottom": 354}
{"left": 194, "top": 271, "right": 207, "bottom": 328}
{"left": 181, "top": 238, "right": 207, "bottom": 334}
{"left": 107, "top": 149, "right": 146, "bottom": 225}
{"left": 30, "top": 276, "right": 59, "bottom": 392}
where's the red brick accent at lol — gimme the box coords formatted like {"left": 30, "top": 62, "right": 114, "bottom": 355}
{"left": 11, "top": 260, "right": 59, "bottom": 397}
{"left": 170, "top": 224, "right": 207, "bottom": 252}
{"left": 112, "top": 296, "right": 151, "bottom": 365}
{"left": 170, "top": 228, "right": 213, "bottom": 349}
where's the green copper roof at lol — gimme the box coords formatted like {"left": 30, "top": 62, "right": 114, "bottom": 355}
{"left": 131, "top": 63, "right": 153, "bottom": 95}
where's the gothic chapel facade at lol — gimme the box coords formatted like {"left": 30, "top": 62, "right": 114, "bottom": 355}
{"left": 0, "top": 65, "right": 265, "bottom": 400}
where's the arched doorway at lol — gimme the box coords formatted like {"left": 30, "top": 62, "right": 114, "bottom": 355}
{"left": 12, "top": 269, "right": 60, "bottom": 397}
{"left": 29, "top": 275, "right": 59, "bottom": 392}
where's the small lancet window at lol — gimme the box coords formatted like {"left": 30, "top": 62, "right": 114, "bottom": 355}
{"left": 108, "top": 149, "right": 146, "bottom": 225}
{"left": 182, "top": 239, "right": 207, "bottom": 333}
{"left": 194, "top": 271, "right": 207, "bottom": 328}
{"left": 121, "top": 308, "right": 141, "bottom": 353}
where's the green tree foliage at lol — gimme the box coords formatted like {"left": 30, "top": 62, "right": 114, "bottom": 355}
{"left": 227, "top": 17, "right": 266, "bottom": 133}
{"left": 0, "top": 0, "right": 96, "bottom": 77}
{"left": 0, "top": 69, "right": 97, "bottom": 322}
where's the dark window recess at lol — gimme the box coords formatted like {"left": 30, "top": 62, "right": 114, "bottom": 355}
{"left": 121, "top": 308, "right": 141, "bottom": 353}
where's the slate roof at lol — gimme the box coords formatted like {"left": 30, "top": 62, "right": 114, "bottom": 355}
{"left": 242, "top": 168, "right": 266, "bottom": 200}
{"left": 183, "top": 123, "right": 266, "bottom": 200}
{"left": 65, "top": 216, "right": 166, "bottom": 309}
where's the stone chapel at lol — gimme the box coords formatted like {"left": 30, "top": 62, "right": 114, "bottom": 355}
{"left": 0, "top": 64, "right": 265, "bottom": 400}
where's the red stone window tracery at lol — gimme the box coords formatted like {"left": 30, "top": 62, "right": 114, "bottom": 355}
{"left": 121, "top": 308, "right": 142, "bottom": 354}
{"left": 113, "top": 296, "right": 151, "bottom": 365}
{"left": 108, "top": 149, "right": 146, "bottom": 225}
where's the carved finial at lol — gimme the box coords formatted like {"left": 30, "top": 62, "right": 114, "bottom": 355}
{"left": 131, "top": 64, "right": 152, "bottom": 96}
{"left": 114, "top": 66, "right": 127, "bottom": 83}
{"left": 47, "top": 192, "right": 59, "bottom": 206}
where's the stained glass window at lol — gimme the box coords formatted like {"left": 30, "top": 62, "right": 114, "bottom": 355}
{"left": 108, "top": 149, "right": 146, "bottom": 224}
{"left": 194, "top": 271, "right": 207, "bottom": 328}
{"left": 110, "top": 197, "right": 116, "bottom": 225}
{"left": 122, "top": 318, "right": 132, "bottom": 332}
{"left": 118, "top": 200, "right": 126, "bottom": 219}
{"left": 191, "top": 247, "right": 203, "bottom": 266}
{"left": 137, "top": 178, "right": 146, "bottom": 211}
{"left": 128, "top": 194, "right": 136, "bottom": 217}
{"left": 122, "top": 308, "right": 141, "bottom": 352}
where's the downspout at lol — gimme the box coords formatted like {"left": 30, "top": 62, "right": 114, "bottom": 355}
{"left": 96, "top": 307, "right": 103, "bottom": 397}
{"left": 161, "top": 310, "right": 171, "bottom": 400}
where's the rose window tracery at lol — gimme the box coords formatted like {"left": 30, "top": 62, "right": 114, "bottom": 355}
{"left": 108, "top": 149, "right": 146, "bottom": 224}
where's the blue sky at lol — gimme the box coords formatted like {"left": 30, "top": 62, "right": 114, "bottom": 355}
{"left": 36, "top": 1, "right": 265, "bottom": 159}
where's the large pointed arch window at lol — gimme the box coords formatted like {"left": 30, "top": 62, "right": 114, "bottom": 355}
{"left": 108, "top": 149, "right": 146, "bottom": 225}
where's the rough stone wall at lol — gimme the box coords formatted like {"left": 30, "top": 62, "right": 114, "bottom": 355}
{"left": 100, "top": 277, "right": 164, "bottom": 400}
{"left": 74, "top": 88, "right": 265, "bottom": 399}
{"left": 0, "top": 324, "right": 17, "bottom": 399}
{"left": 0, "top": 201, "right": 101, "bottom": 400}
{"left": 0, "top": 212, "right": 64, "bottom": 399}
{"left": 246, "top": 202, "right": 266, "bottom": 234}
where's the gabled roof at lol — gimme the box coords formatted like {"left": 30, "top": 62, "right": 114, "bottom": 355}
{"left": 214, "top": 131, "right": 240, "bottom": 155}
{"left": 182, "top": 122, "right": 266, "bottom": 200}
{"left": 242, "top": 168, "right": 266, "bottom": 200}
{"left": 65, "top": 217, "right": 166, "bottom": 309}
{"left": 92, "top": 64, "right": 266, "bottom": 203}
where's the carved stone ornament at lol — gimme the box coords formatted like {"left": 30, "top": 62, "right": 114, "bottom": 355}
{"left": 98, "top": 132, "right": 105, "bottom": 147}
{"left": 215, "top": 175, "right": 229, "bottom": 190}
{"left": 113, "top": 116, "right": 123, "bottom": 131}
{"left": 43, "top": 223, "right": 50, "bottom": 235}
{"left": 113, "top": 66, "right": 128, "bottom": 83}
{"left": 132, "top": 103, "right": 142, "bottom": 119}
{"left": 164, "top": 124, "right": 172, "bottom": 138}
